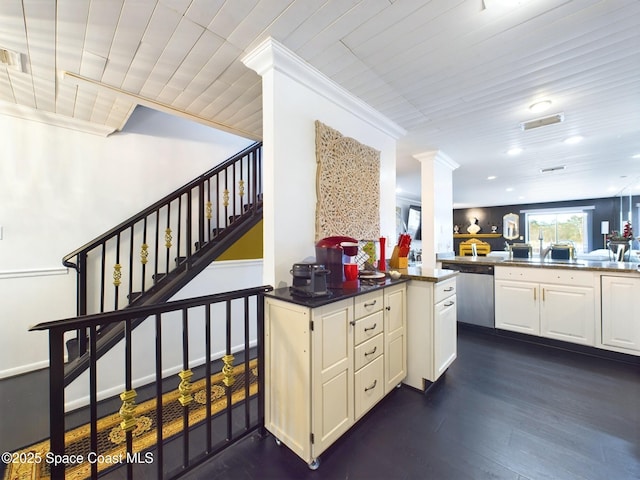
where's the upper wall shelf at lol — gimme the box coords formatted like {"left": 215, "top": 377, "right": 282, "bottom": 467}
{"left": 453, "top": 233, "right": 503, "bottom": 238}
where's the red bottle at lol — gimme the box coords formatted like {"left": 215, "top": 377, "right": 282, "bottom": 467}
{"left": 378, "top": 237, "right": 386, "bottom": 271}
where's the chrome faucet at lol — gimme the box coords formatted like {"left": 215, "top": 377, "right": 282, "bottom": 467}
{"left": 471, "top": 242, "right": 478, "bottom": 258}
{"left": 540, "top": 246, "right": 552, "bottom": 260}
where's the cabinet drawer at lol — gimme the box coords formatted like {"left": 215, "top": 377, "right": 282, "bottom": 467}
{"left": 354, "top": 290, "right": 383, "bottom": 319}
{"left": 354, "top": 333, "right": 384, "bottom": 371}
{"left": 354, "top": 310, "right": 384, "bottom": 345}
{"left": 354, "top": 355, "right": 384, "bottom": 420}
{"left": 434, "top": 278, "right": 456, "bottom": 303}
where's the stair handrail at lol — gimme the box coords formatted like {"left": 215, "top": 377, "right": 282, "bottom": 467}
{"left": 62, "top": 141, "right": 262, "bottom": 271}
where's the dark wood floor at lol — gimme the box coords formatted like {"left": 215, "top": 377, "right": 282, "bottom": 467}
{"left": 1, "top": 327, "right": 638, "bottom": 480}
{"left": 182, "top": 327, "right": 640, "bottom": 480}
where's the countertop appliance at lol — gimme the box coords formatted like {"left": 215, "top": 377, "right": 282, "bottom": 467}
{"left": 550, "top": 243, "right": 575, "bottom": 260}
{"left": 315, "top": 236, "right": 359, "bottom": 288}
{"left": 441, "top": 262, "right": 494, "bottom": 328}
{"left": 290, "top": 262, "right": 330, "bottom": 297}
{"left": 510, "top": 243, "right": 532, "bottom": 259}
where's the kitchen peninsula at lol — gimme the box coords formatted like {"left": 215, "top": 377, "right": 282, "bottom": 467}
{"left": 441, "top": 256, "right": 640, "bottom": 358}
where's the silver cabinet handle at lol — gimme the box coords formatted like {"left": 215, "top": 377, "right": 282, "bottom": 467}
{"left": 364, "top": 380, "right": 377, "bottom": 392}
{"left": 364, "top": 323, "right": 377, "bottom": 332}
{"left": 364, "top": 346, "right": 377, "bottom": 356}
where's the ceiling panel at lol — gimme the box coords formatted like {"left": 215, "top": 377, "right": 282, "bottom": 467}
{"left": 2, "top": 0, "right": 639, "bottom": 206}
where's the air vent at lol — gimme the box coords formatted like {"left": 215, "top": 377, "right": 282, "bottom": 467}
{"left": 540, "top": 166, "right": 565, "bottom": 173}
{"left": 0, "top": 48, "right": 26, "bottom": 72}
{"left": 520, "top": 113, "right": 564, "bottom": 131}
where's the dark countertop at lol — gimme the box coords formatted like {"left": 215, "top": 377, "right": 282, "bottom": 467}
{"left": 395, "top": 266, "right": 458, "bottom": 282}
{"left": 263, "top": 277, "right": 409, "bottom": 308}
{"left": 440, "top": 256, "right": 640, "bottom": 274}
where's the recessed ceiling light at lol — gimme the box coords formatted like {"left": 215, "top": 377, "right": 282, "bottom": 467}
{"left": 564, "top": 135, "right": 583, "bottom": 145}
{"left": 632, "top": 153, "right": 640, "bottom": 159}
{"left": 483, "top": 0, "right": 529, "bottom": 10}
{"left": 506, "top": 187, "right": 514, "bottom": 192}
{"left": 507, "top": 147, "right": 522, "bottom": 156}
{"left": 529, "top": 100, "right": 552, "bottom": 113}
{"left": 487, "top": 175, "right": 497, "bottom": 180}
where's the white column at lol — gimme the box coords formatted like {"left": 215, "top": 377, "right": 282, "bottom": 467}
{"left": 414, "top": 151, "right": 459, "bottom": 268}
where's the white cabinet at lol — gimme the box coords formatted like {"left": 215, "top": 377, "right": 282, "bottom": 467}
{"left": 495, "top": 280, "right": 539, "bottom": 335}
{"left": 405, "top": 277, "right": 457, "bottom": 390}
{"left": 264, "top": 283, "right": 406, "bottom": 468}
{"left": 383, "top": 283, "right": 407, "bottom": 394}
{"left": 352, "top": 290, "right": 385, "bottom": 420}
{"left": 601, "top": 275, "right": 640, "bottom": 354}
{"left": 540, "top": 283, "right": 595, "bottom": 345}
{"left": 494, "top": 267, "right": 596, "bottom": 346}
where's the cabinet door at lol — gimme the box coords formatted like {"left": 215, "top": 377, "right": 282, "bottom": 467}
{"left": 384, "top": 284, "right": 406, "bottom": 393}
{"left": 311, "top": 300, "right": 354, "bottom": 458}
{"left": 495, "top": 280, "right": 540, "bottom": 335}
{"left": 540, "top": 284, "right": 595, "bottom": 346}
{"left": 434, "top": 294, "right": 457, "bottom": 380}
{"left": 602, "top": 276, "right": 640, "bottom": 352}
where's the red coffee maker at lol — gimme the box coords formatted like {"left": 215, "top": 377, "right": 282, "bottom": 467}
{"left": 315, "top": 236, "right": 359, "bottom": 288}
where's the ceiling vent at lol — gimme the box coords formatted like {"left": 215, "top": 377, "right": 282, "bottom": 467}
{"left": 540, "top": 166, "right": 566, "bottom": 173}
{"left": 0, "top": 48, "right": 26, "bottom": 73}
{"left": 520, "top": 113, "right": 564, "bottom": 131}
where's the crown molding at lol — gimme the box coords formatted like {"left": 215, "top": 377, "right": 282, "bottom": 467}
{"left": 242, "top": 37, "right": 406, "bottom": 140}
{"left": 413, "top": 150, "right": 460, "bottom": 171}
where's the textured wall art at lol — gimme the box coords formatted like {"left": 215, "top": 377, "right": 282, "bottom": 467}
{"left": 315, "top": 121, "right": 381, "bottom": 241}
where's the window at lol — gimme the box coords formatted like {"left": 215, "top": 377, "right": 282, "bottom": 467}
{"left": 523, "top": 207, "right": 593, "bottom": 254}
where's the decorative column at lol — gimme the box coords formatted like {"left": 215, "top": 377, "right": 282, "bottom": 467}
{"left": 413, "top": 150, "right": 459, "bottom": 268}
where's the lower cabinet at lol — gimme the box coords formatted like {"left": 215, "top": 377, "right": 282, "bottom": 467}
{"left": 601, "top": 275, "right": 640, "bottom": 353}
{"left": 264, "top": 283, "right": 406, "bottom": 469}
{"left": 494, "top": 267, "right": 596, "bottom": 346}
{"left": 404, "top": 277, "right": 457, "bottom": 390}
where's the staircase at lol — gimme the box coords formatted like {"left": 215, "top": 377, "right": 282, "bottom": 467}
{"left": 62, "top": 142, "right": 263, "bottom": 386}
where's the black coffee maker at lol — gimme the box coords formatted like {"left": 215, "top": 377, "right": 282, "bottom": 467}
{"left": 290, "top": 262, "right": 330, "bottom": 297}
{"left": 315, "top": 236, "right": 359, "bottom": 288}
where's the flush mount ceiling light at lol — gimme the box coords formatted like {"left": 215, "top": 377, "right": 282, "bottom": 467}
{"left": 520, "top": 113, "right": 564, "bottom": 131}
{"left": 564, "top": 135, "right": 583, "bottom": 145}
{"left": 529, "top": 100, "right": 552, "bottom": 113}
{"left": 507, "top": 147, "right": 523, "bottom": 156}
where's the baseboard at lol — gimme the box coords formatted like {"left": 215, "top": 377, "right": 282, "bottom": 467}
{"left": 0, "top": 360, "right": 50, "bottom": 379}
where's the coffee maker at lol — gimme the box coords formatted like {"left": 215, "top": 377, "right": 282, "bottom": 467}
{"left": 315, "top": 236, "right": 359, "bottom": 288}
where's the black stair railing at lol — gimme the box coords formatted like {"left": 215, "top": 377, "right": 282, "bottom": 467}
{"left": 62, "top": 142, "right": 263, "bottom": 358}
{"left": 30, "top": 285, "right": 272, "bottom": 480}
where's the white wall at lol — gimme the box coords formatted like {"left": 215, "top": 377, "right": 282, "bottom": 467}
{"left": 0, "top": 107, "right": 253, "bottom": 378}
{"left": 243, "top": 39, "right": 404, "bottom": 287}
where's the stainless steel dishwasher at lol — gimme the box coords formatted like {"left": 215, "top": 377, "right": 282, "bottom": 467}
{"left": 441, "top": 262, "right": 495, "bottom": 328}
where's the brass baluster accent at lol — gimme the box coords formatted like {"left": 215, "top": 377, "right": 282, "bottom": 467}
{"left": 140, "top": 243, "right": 149, "bottom": 264}
{"left": 238, "top": 179, "right": 245, "bottom": 198}
{"left": 223, "top": 189, "right": 230, "bottom": 207}
{"left": 222, "top": 354, "right": 235, "bottom": 387}
{"left": 113, "top": 264, "right": 122, "bottom": 287}
{"left": 119, "top": 389, "right": 137, "bottom": 432}
{"left": 165, "top": 228, "right": 172, "bottom": 248}
{"left": 205, "top": 201, "right": 212, "bottom": 220}
{"left": 178, "top": 369, "right": 194, "bottom": 406}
